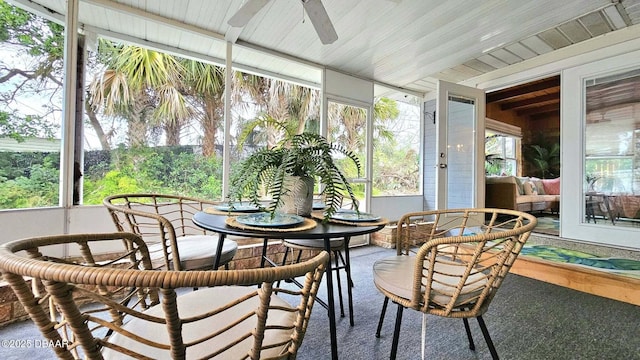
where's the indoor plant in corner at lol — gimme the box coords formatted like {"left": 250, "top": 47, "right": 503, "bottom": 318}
{"left": 228, "top": 132, "right": 361, "bottom": 220}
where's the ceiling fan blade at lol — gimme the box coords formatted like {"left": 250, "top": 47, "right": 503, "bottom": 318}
{"left": 302, "top": 0, "right": 338, "bottom": 45}
{"left": 228, "top": 0, "right": 271, "bottom": 27}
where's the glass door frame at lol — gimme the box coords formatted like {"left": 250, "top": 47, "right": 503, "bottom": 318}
{"left": 435, "top": 80, "right": 486, "bottom": 210}
{"left": 562, "top": 49, "right": 640, "bottom": 249}
{"left": 322, "top": 95, "right": 373, "bottom": 213}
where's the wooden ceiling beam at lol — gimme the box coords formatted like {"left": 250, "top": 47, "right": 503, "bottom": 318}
{"left": 500, "top": 92, "right": 559, "bottom": 110}
{"left": 516, "top": 103, "right": 559, "bottom": 116}
{"left": 530, "top": 111, "right": 560, "bottom": 121}
{"left": 487, "top": 76, "right": 560, "bottom": 102}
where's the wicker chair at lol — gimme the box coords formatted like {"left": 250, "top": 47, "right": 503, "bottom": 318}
{"left": 103, "top": 193, "right": 238, "bottom": 271}
{"left": 373, "top": 208, "right": 537, "bottom": 360}
{"left": 0, "top": 232, "right": 329, "bottom": 360}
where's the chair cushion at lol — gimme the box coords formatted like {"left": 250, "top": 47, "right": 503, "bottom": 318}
{"left": 283, "top": 238, "right": 344, "bottom": 250}
{"left": 148, "top": 235, "right": 238, "bottom": 270}
{"left": 102, "top": 286, "right": 295, "bottom": 359}
{"left": 373, "top": 255, "right": 487, "bottom": 307}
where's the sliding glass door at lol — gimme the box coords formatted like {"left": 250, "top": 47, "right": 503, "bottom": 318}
{"left": 562, "top": 50, "right": 640, "bottom": 249}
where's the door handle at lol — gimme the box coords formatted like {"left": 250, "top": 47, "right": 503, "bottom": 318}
{"left": 438, "top": 163, "right": 447, "bottom": 168}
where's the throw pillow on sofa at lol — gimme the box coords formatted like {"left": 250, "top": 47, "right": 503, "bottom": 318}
{"left": 515, "top": 177, "right": 529, "bottom": 195}
{"left": 541, "top": 178, "right": 560, "bottom": 195}
{"left": 524, "top": 181, "right": 538, "bottom": 195}
{"left": 530, "top": 178, "right": 546, "bottom": 195}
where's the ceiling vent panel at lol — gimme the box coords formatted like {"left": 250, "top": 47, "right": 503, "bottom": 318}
{"left": 477, "top": 54, "right": 509, "bottom": 69}
{"left": 504, "top": 43, "right": 538, "bottom": 60}
{"left": 537, "top": 28, "right": 572, "bottom": 49}
{"left": 450, "top": 64, "right": 484, "bottom": 78}
{"left": 438, "top": 68, "right": 469, "bottom": 83}
{"left": 603, "top": 6, "right": 629, "bottom": 29}
{"left": 558, "top": 21, "right": 591, "bottom": 43}
{"left": 579, "top": 12, "right": 612, "bottom": 37}
{"left": 489, "top": 48, "right": 522, "bottom": 65}
{"left": 621, "top": 0, "right": 640, "bottom": 23}
{"left": 463, "top": 59, "right": 497, "bottom": 73}
{"left": 519, "top": 35, "right": 555, "bottom": 55}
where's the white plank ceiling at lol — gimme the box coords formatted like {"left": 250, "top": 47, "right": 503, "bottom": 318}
{"left": 10, "top": 0, "right": 640, "bottom": 95}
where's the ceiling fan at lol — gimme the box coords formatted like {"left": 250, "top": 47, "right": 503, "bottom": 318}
{"left": 228, "top": 0, "right": 338, "bottom": 45}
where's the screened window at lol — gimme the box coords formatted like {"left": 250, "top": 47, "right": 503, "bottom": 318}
{"left": 485, "top": 131, "right": 518, "bottom": 176}
{"left": 81, "top": 39, "right": 226, "bottom": 204}
{"left": 0, "top": 3, "right": 64, "bottom": 209}
{"left": 371, "top": 92, "right": 420, "bottom": 196}
{"left": 81, "top": 39, "right": 321, "bottom": 205}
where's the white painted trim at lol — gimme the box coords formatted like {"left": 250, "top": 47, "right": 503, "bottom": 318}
{"left": 435, "top": 81, "right": 486, "bottom": 210}
{"left": 82, "top": 0, "right": 225, "bottom": 41}
{"left": 561, "top": 49, "right": 640, "bottom": 250}
{"left": 324, "top": 69, "right": 374, "bottom": 105}
{"left": 7, "top": 0, "right": 65, "bottom": 23}
{"left": 60, "top": 0, "right": 79, "bottom": 211}
{"left": 373, "top": 81, "right": 424, "bottom": 99}
{"left": 486, "top": 118, "right": 522, "bottom": 138}
{"left": 222, "top": 42, "right": 232, "bottom": 200}
{"left": 371, "top": 196, "right": 424, "bottom": 223}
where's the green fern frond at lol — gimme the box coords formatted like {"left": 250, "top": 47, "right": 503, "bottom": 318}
{"left": 228, "top": 132, "right": 361, "bottom": 220}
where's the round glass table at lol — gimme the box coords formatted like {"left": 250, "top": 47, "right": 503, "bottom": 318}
{"left": 192, "top": 211, "right": 385, "bottom": 360}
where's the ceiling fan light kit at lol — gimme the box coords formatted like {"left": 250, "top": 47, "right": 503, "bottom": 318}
{"left": 229, "top": 0, "right": 338, "bottom": 44}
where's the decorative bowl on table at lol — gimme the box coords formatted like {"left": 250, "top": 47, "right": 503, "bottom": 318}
{"left": 235, "top": 212, "right": 305, "bottom": 227}
{"left": 214, "top": 202, "right": 261, "bottom": 212}
{"left": 312, "top": 201, "right": 327, "bottom": 210}
{"left": 330, "top": 209, "right": 381, "bottom": 222}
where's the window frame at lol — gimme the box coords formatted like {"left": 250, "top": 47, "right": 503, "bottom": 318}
{"left": 561, "top": 49, "right": 640, "bottom": 249}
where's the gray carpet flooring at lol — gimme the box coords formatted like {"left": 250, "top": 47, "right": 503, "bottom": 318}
{"left": 298, "top": 246, "right": 640, "bottom": 360}
{"left": 1, "top": 245, "right": 639, "bottom": 360}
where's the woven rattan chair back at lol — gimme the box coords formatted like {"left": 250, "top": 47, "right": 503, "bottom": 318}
{"left": 103, "top": 193, "right": 236, "bottom": 270}
{"left": 0, "top": 232, "right": 328, "bottom": 360}
{"left": 374, "top": 208, "right": 537, "bottom": 360}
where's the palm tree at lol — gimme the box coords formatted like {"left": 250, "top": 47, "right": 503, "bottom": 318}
{"left": 372, "top": 97, "right": 399, "bottom": 144}
{"left": 180, "top": 60, "right": 225, "bottom": 156}
{"left": 87, "top": 41, "right": 190, "bottom": 148}
{"left": 88, "top": 68, "right": 151, "bottom": 147}
{"left": 527, "top": 143, "right": 560, "bottom": 179}
{"left": 235, "top": 75, "right": 320, "bottom": 149}
{"left": 524, "top": 133, "right": 560, "bottom": 178}
{"left": 328, "top": 97, "right": 399, "bottom": 154}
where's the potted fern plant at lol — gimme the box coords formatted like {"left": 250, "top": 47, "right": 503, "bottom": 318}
{"left": 228, "top": 132, "right": 361, "bottom": 220}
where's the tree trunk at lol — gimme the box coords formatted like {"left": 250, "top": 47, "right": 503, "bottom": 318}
{"left": 128, "top": 97, "right": 149, "bottom": 147}
{"left": 84, "top": 100, "right": 111, "bottom": 150}
{"left": 201, "top": 95, "right": 223, "bottom": 157}
{"left": 164, "top": 121, "right": 181, "bottom": 146}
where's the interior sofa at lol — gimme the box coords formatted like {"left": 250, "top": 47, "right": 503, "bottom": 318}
{"left": 485, "top": 176, "right": 560, "bottom": 213}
